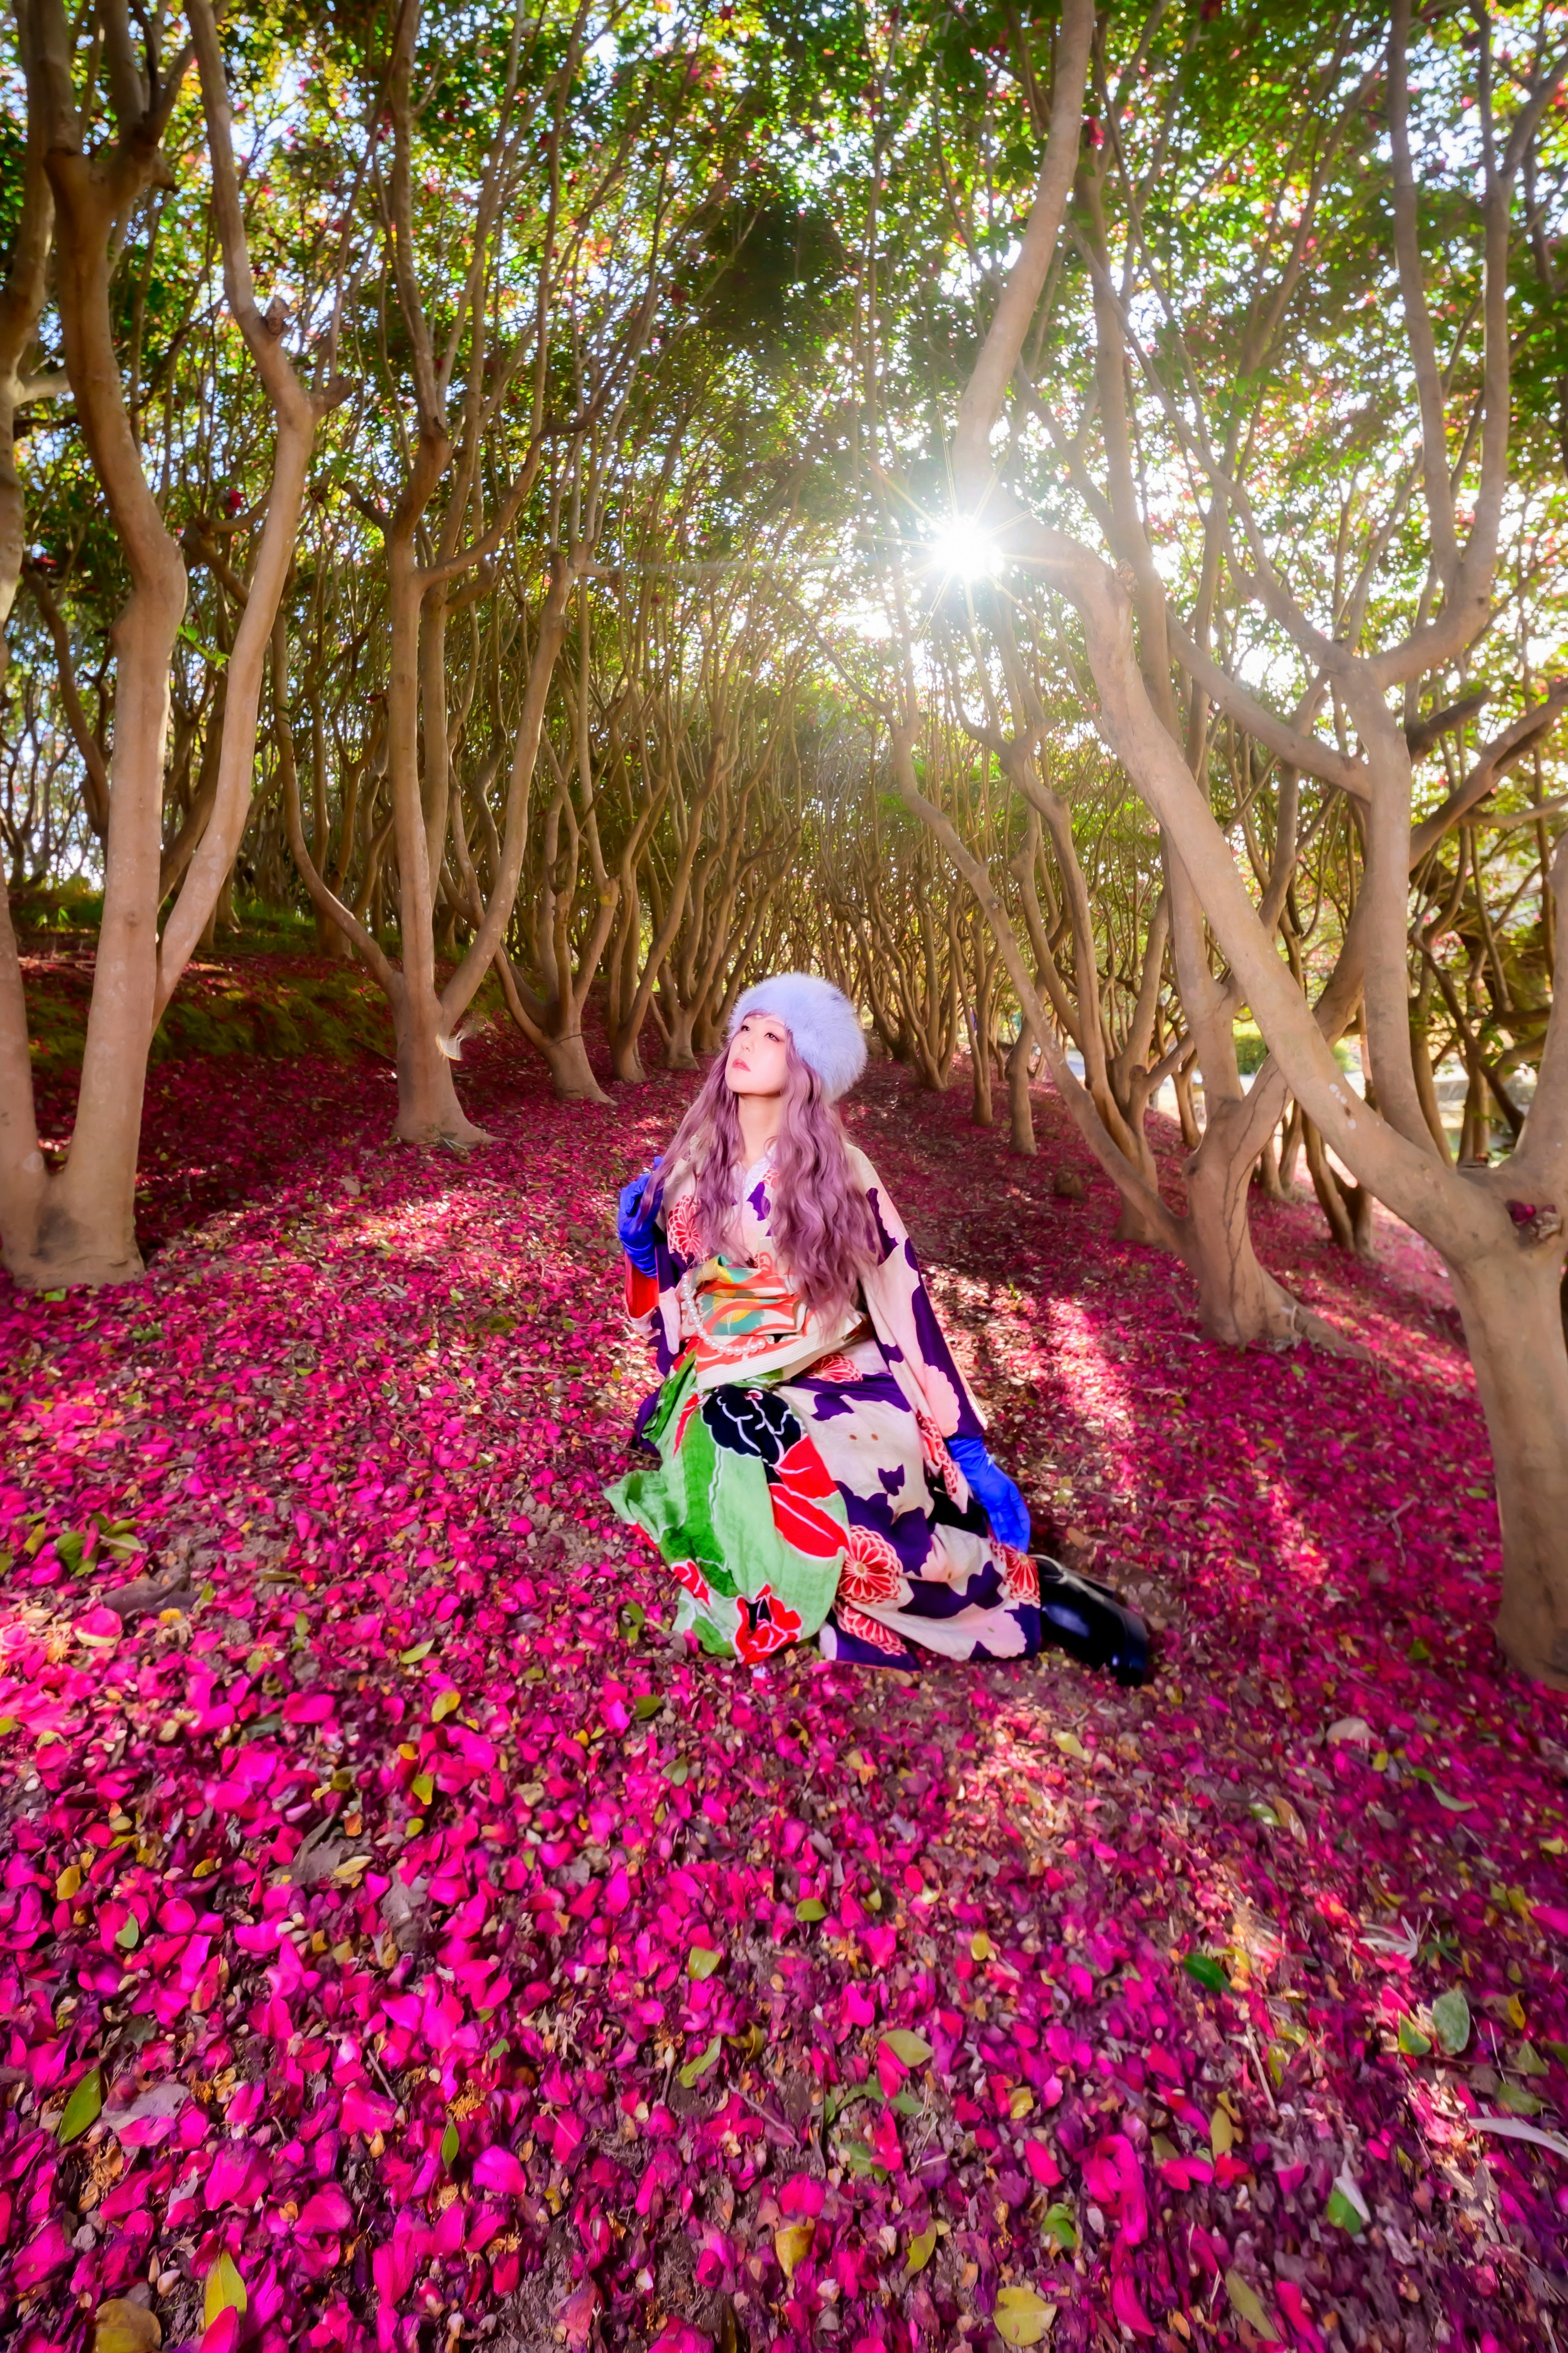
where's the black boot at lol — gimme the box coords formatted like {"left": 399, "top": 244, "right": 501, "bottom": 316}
{"left": 1032, "top": 1554, "right": 1150, "bottom": 1687}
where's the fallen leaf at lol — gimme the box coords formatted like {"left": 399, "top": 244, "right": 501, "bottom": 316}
{"left": 679, "top": 2035, "right": 721, "bottom": 2089}
{"left": 1432, "top": 1989, "right": 1471, "bottom": 2056}
{"left": 904, "top": 2224, "right": 937, "bottom": 2274}
{"left": 91, "top": 2300, "right": 162, "bottom": 2353}
{"left": 1325, "top": 2173, "right": 1369, "bottom": 2237}
{"left": 994, "top": 2283, "right": 1056, "bottom": 2345}
{"left": 203, "top": 2253, "right": 248, "bottom": 2328}
{"left": 1224, "top": 2270, "right": 1278, "bottom": 2342}
{"left": 58, "top": 2067, "right": 102, "bottom": 2143}
{"left": 775, "top": 2221, "right": 815, "bottom": 2279}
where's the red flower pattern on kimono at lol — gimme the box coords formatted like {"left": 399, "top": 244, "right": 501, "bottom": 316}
{"left": 733, "top": 1588, "right": 802, "bottom": 1663}
{"left": 665, "top": 1193, "right": 705, "bottom": 1262}
{"left": 999, "top": 1545, "right": 1040, "bottom": 1604}
{"left": 669, "top": 1558, "right": 710, "bottom": 1608}
{"left": 915, "top": 1407, "right": 962, "bottom": 1503}
{"left": 810, "top": 1351, "right": 864, "bottom": 1383}
{"left": 839, "top": 1524, "right": 903, "bottom": 1606}
{"left": 767, "top": 1433, "right": 846, "bottom": 1561}
{"left": 834, "top": 1602, "right": 909, "bottom": 1657}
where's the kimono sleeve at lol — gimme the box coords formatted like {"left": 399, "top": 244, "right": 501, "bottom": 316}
{"left": 619, "top": 1172, "right": 690, "bottom": 1378}
{"left": 853, "top": 1149, "right": 986, "bottom": 1439}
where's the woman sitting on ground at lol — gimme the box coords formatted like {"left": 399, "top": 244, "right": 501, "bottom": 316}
{"left": 606, "top": 972, "right": 1145, "bottom": 1680}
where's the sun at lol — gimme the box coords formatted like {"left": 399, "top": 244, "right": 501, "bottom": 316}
{"left": 925, "top": 515, "right": 1001, "bottom": 583}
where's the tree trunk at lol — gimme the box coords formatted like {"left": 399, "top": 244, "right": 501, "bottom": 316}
{"left": 1172, "top": 1058, "right": 1200, "bottom": 1148}
{"left": 1454, "top": 1245, "right": 1568, "bottom": 1688}
{"left": 1, "top": 110, "right": 190, "bottom": 1289}
{"left": 664, "top": 999, "right": 699, "bottom": 1070}
{"left": 1183, "top": 1097, "right": 1301, "bottom": 1346}
{"left": 610, "top": 1024, "right": 647, "bottom": 1085}
{"left": 540, "top": 1027, "right": 607, "bottom": 1102}
{"left": 1304, "top": 1114, "right": 1376, "bottom": 1261}
{"left": 969, "top": 1021, "right": 994, "bottom": 1127}
{"left": 1007, "top": 1028, "right": 1036, "bottom": 1157}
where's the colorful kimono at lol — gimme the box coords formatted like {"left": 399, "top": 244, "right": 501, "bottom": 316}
{"left": 605, "top": 1144, "right": 1045, "bottom": 1668}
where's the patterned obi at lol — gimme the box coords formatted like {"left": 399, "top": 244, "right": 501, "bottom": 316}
{"left": 684, "top": 1252, "right": 864, "bottom": 1389}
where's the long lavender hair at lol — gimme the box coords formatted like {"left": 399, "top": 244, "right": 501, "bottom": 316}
{"left": 654, "top": 1037, "right": 880, "bottom": 1316}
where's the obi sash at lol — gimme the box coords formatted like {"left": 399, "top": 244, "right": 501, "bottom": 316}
{"left": 684, "top": 1252, "right": 861, "bottom": 1389}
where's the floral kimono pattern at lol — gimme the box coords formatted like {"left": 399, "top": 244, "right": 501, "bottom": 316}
{"left": 605, "top": 1145, "right": 1045, "bottom": 1668}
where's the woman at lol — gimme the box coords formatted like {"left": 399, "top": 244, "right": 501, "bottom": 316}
{"left": 606, "top": 972, "right": 1146, "bottom": 1678}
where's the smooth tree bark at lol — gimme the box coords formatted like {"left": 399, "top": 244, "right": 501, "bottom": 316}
{"left": 0, "top": 0, "right": 333, "bottom": 1289}
{"left": 942, "top": 0, "right": 1568, "bottom": 1679}
{"left": 0, "top": 3, "right": 192, "bottom": 1288}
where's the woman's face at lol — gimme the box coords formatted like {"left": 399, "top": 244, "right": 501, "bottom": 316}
{"left": 726, "top": 1010, "right": 791, "bottom": 1098}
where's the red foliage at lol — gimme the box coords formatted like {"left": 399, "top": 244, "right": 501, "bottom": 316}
{"left": 0, "top": 1010, "right": 1564, "bottom": 2349}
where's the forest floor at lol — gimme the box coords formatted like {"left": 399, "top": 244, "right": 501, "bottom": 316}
{"left": 3, "top": 943, "right": 1568, "bottom": 2353}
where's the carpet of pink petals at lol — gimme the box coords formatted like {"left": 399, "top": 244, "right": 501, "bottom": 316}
{"left": 3, "top": 982, "right": 1567, "bottom": 2353}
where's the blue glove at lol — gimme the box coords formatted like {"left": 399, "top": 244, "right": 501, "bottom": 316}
{"left": 616, "top": 1160, "right": 663, "bottom": 1276}
{"left": 948, "top": 1433, "right": 1030, "bottom": 1551}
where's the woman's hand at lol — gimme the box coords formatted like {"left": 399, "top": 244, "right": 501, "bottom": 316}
{"left": 616, "top": 1160, "right": 664, "bottom": 1276}
{"left": 947, "top": 1434, "right": 1030, "bottom": 1551}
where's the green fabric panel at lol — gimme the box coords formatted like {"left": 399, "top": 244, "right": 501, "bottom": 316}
{"left": 606, "top": 1358, "right": 846, "bottom": 1655}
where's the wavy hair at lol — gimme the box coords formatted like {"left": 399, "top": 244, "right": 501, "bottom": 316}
{"left": 653, "top": 1038, "right": 879, "bottom": 1317}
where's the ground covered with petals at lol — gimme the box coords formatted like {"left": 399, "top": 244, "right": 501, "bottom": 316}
{"left": 3, "top": 961, "right": 1567, "bottom": 2353}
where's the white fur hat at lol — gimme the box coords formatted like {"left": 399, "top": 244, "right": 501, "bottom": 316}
{"left": 729, "top": 972, "right": 867, "bottom": 1102}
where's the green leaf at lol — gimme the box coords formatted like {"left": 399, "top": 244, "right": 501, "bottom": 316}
{"left": 826, "top": 2081, "right": 882, "bottom": 2123}
{"left": 881, "top": 2029, "right": 933, "bottom": 2066}
{"left": 633, "top": 1692, "right": 663, "bottom": 1720}
{"left": 1396, "top": 2015, "right": 1431, "bottom": 2056}
{"left": 203, "top": 2252, "right": 248, "bottom": 2327}
{"left": 441, "top": 2121, "right": 459, "bottom": 2167}
{"left": 180, "top": 622, "right": 230, "bottom": 670}
{"left": 840, "top": 2137, "right": 886, "bottom": 2178}
{"left": 1182, "top": 1950, "right": 1228, "bottom": 1992}
{"left": 666, "top": 1760, "right": 690, "bottom": 1786}
{"left": 1497, "top": 2081, "right": 1544, "bottom": 2115}
{"left": 1432, "top": 1989, "right": 1472, "bottom": 2056}
{"left": 1041, "top": 2202, "right": 1078, "bottom": 2253}
{"left": 1224, "top": 2270, "right": 1279, "bottom": 2342}
{"left": 399, "top": 1639, "right": 434, "bottom": 1665}
{"left": 58, "top": 2066, "right": 102, "bottom": 2142}
{"left": 1514, "top": 2042, "right": 1550, "bottom": 2077}
{"left": 890, "top": 2088, "right": 923, "bottom": 2117}
{"left": 618, "top": 1602, "right": 646, "bottom": 1641}
{"left": 1326, "top": 2174, "right": 1369, "bottom": 2236}
{"left": 411, "top": 1772, "right": 434, "bottom": 1806}
{"left": 904, "top": 2224, "right": 937, "bottom": 2275}
{"left": 55, "top": 1528, "right": 84, "bottom": 1570}
{"left": 114, "top": 1914, "right": 140, "bottom": 1951}
{"left": 678, "top": 2034, "right": 721, "bottom": 2089}
{"left": 688, "top": 1945, "right": 724, "bottom": 1980}
{"left": 431, "top": 1689, "right": 461, "bottom": 1722}
{"left": 794, "top": 1897, "right": 827, "bottom": 1923}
